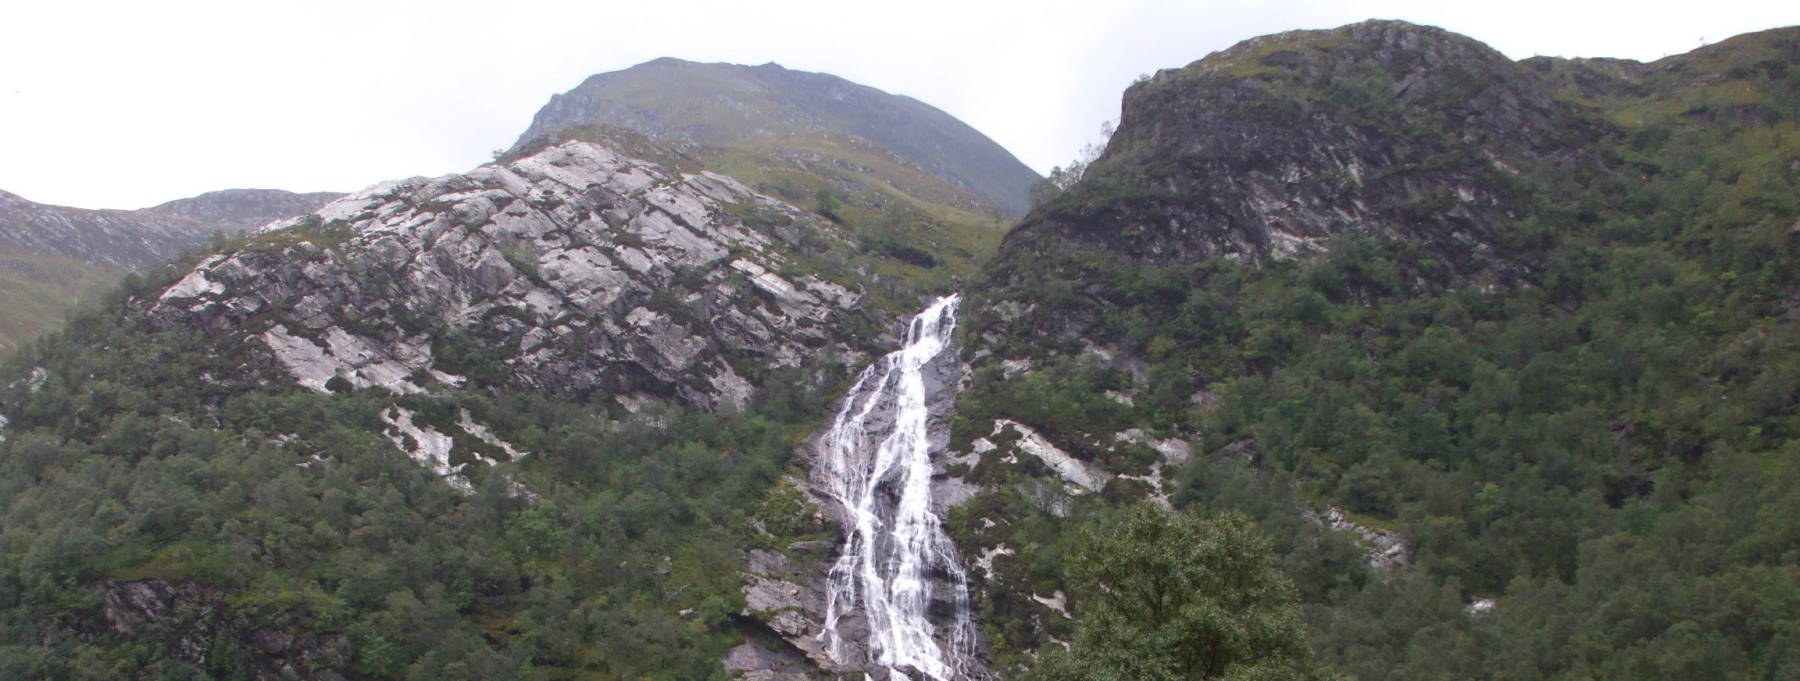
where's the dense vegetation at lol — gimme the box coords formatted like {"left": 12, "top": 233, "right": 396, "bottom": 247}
{"left": 952, "top": 24, "right": 1799, "bottom": 681}
{"left": 0, "top": 268, "right": 845, "bottom": 679}
{"left": 1023, "top": 503, "right": 1331, "bottom": 681}
{"left": 0, "top": 20, "right": 1794, "bottom": 681}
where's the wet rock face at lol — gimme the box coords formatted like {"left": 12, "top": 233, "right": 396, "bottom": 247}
{"left": 736, "top": 301, "right": 984, "bottom": 680}
{"left": 742, "top": 547, "right": 842, "bottom": 673}
{"left": 1008, "top": 20, "right": 1602, "bottom": 279}
{"left": 146, "top": 141, "right": 871, "bottom": 410}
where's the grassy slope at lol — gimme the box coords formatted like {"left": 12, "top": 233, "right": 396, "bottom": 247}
{"left": 518, "top": 58, "right": 1039, "bottom": 217}
{"left": 531, "top": 124, "right": 1010, "bottom": 304}
{"left": 706, "top": 134, "right": 1009, "bottom": 285}
{"left": 0, "top": 251, "right": 122, "bottom": 357}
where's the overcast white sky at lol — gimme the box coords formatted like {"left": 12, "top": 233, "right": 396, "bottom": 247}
{"left": 1, "top": 0, "right": 1792, "bottom": 209}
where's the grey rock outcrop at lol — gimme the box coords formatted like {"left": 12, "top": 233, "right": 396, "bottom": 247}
{"left": 1318, "top": 506, "right": 1411, "bottom": 570}
{"left": 741, "top": 547, "right": 839, "bottom": 671}
{"left": 724, "top": 637, "right": 830, "bottom": 681}
{"left": 1006, "top": 20, "right": 1606, "bottom": 281}
{"left": 146, "top": 141, "right": 873, "bottom": 410}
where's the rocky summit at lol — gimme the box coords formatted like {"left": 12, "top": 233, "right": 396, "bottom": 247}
{"left": 147, "top": 141, "right": 875, "bottom": 410}
{"left": 1009, "top": 20, "right": 1604, "bottom": 281}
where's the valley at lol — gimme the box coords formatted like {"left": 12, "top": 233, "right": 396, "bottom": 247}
{"left": 0, "top": 17, "right": 1795, "bottom": 681}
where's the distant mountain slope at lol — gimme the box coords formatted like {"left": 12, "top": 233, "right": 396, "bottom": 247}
{"left": 508, "top": 60, "right": 1037, "bottom": 291}
{"left": 140, "top": 189, "right": 347, "bottom": 233}
{"left": 514, "top": 58, "right": 1040, "bottom": 218}
{"left": 0, "top": 190, "right": 221, "bottom": 271}
{"left": 0, "top": 188, "right": 340, "bottom": 356}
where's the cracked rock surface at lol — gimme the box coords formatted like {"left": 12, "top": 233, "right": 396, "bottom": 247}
{"left": 147, "top": 141, "right": 873, "bottom": 410}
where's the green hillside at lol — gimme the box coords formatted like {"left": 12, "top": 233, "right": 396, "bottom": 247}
{"left": 951, "top": 21, "right": 1800, "bottom": 680}
{"left": 0, "top": 251, "right": 119, "bottom": 355}
{"left": 0, "top": 19, "right": 1795, "bottom": 681}
{"left": 514, "top": 58, "right": 1041, "bottom": 217}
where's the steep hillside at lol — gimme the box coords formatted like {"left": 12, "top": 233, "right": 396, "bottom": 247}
{"left": 1009, "top": 21, "right": 1611, "bottom": 282}
{"left": 2, "top": 19, "right": 1795, "bottom": 681}
{"left": 143, "top": 141, "right": 886, "bottom": 410}
{"left": 948, "top": 20, "right": 1799, "bottom": 679}
{"left": 509, "top": 59, "right": 1037, "bottom": 289}
{"left": 0, "top": 188, "right": 340, "bottom": 356}
{"left": 0, "top": 140, "right": 939, "bottom": 681}
{"left": 0, "top": 252, "right": 120, "bottom": 358}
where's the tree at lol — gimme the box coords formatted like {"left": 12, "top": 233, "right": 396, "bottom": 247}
{"left": 814, "top": 187, "right": 844, "bottom": 222}
{"left": 1028, "top": 120, "right": 1115, "bottom": 208}
{"left": 1022, "top": 503, "right": 1333, "bottom": 681}
{"left": 1029, "top": 165, "right": 1087, "bottom": 208}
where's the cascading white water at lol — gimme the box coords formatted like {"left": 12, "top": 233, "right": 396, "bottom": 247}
{"left": 816, "top": 295, "right": 983, "bottom": 681}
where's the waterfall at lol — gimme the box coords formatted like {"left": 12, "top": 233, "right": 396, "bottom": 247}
{"left": 815, "top": 295, "right": 984, "bottom": 681}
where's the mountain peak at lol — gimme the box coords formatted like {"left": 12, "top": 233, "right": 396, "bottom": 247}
{"left": 513, "top": 59, "right": 1040, "bottom": 217}
{"left": 1008, "top": 18, "right": 1591, "bottom": 279}
{"left": 1164, "top": 18, "right": 1516, "bottom": 87}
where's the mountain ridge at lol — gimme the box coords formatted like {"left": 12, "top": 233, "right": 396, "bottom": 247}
{"left": 0, "top": 187, "right": 342, "bottom": 356}
{"left": 513, "top": 57, "right": 1041, "bottom": 218}
{"left": 140, "top": 189, "right": 347, "bottom": 233}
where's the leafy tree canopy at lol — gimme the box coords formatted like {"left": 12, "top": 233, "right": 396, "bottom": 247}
{"left": 1025, "top": 503, "right": 1333, "bottom": 681}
